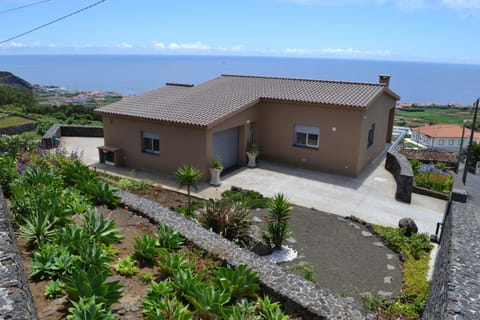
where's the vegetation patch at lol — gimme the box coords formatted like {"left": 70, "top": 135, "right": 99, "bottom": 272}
{"left": 369, "top": 225, "right": 433, "bottom": 319}
{"left": 410, "top": 160, "right": 453, "bottom": 194}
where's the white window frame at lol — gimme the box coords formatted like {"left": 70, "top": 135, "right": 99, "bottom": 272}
{"left": 142, "top": 131, "right": 160, "bottom": 155}
{"left": 448, "top": 139, "right": 455, "bottom": 145}
{"left": 294, "top": 125, "right": 319, "bottom": 148}
{"left": 438, "top": 139, "right": 444, "bottom": 145}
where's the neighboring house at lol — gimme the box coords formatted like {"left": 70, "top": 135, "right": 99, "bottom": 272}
{"left": 95, "top": 74, "right": 399, "bottom": 179}
{"left": 411, "top": 124, "right": 479, "bottom": 153}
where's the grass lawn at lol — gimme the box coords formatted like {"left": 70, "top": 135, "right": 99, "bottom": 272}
{"left": 0, "top": 116, "right": 34, "bottom": 128}
{"left": 395, "top": 107, "right": 473, "bottom": 128}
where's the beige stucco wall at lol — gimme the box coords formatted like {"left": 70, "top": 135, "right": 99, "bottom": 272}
{"left": 256, "top": 100, "right": 364, "bottom": 176}
{"left": 102, "top": 115, "right": 209, "bottom": 178}
{"left": 355, "top": 93, "right": 397, "bottom": 175}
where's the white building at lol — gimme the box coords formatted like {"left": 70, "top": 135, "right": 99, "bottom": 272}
{"left": 411, "top": 124, "right": 478, "bottom": 153}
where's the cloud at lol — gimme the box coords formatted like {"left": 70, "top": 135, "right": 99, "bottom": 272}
{"left": 152, "top": 41, "right": 243, "bottom": 53}
{"left": 278, "top": 47, "right": 391, "bottom": 57}
{"left": 116, "top": 42, "right": 133, "bottom": 49}
{"left": 442, "top": 0, "right": 480, "bottom": 8}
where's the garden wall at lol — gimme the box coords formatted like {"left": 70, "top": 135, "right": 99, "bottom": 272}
{"left": 42, "top": 124, "right": 103, "bottom": 148}
{"left": 385, "top": 150, "right": 413, "bottom": 203}
{"left": 0, "top": 189, "right": 38, "bottom": 320}
{"left": 0, "top": 122, "right": 36, "bottom": 136}
{"left": 422, "top": 182, "right": 479, "bottom": 319}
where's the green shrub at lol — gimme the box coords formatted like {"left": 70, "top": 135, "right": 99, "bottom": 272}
{"left": 143, "top": 296, "right": 193, "bottom": 320}
{"left": 76, "top": 241, "right": 113, "bottom": 272}
{"left": 212, "top": 264, "right": 260, "bottom": 300}
{"left": 0, "top": 155, "right": 18, "bottom": 195}
{"left": 114, "top": 255, "right": 137, "bottom": 276}
{"left": 255, "top": 296, "right": 288, "bottom": 320}
{"left": 221, "top": 188, "right": 269, "bottom": 209}
{"left": 199, "top": 199, "right": 251, "bottom": 242}
{"left": 288, "top": 261, "right": 317, "bottom": 283}
{"left": 133, "top": 234, "right": 163, "bottom": 265}
{"left": 140, "top": 272, "right": 153, "bottom": 284}
{"left": 62, "top": 267, "right": 123, "bottom": 306}
{"left": 81, "top": 209, "right": 123, "bottom": 245}
{"left": 157, "top": 224, "right": 184, "bottom": 250}
{"left": 30, "top": 244, "right": 73, "bottom": 280}
{"left": 44, "top": 279, "right": 65, "bottom": 299}
{"left": 184, "top": 286, "right": 233, "bottom": 319}
{"left": 159, "top": 253, "right": 191, "bottom": 277}
{"left": 67, "top": 296, "right": 116, "bottom": 320}
{"left": 20, "top": 211, "right": 57, "bottom": 248}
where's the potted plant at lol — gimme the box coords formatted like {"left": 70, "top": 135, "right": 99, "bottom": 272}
{"left": 209, "top": 159, "right": 223, "bottom": 186}
{"left": 246, "top": 143, "right": 259, "bottom": 168}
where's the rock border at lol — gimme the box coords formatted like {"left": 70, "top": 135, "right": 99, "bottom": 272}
{"left": 0, "top": 189, "right": 38, "bottom": 320}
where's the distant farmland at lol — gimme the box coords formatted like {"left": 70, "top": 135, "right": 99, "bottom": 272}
{"left": 394, "top": 106, "right": 474, "bottom": 128}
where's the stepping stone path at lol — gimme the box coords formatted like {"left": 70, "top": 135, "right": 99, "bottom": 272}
{"left": 347, "top": 219, "right": 400, "bottom": 300}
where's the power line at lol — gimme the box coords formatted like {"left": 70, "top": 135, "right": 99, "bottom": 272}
{"left": 0, "top": 0, "right": 52, "bottom": 15}
{"left": 0, "top": 0, "right": 107, "bottom": 45}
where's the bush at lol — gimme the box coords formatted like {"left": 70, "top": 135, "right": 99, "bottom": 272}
{"left": 221, "top": 188, "right": 269, "bottom": 209}
{"left": 157, "top": 224, "right": 184, "bottom": 250}
{"left": 133, "top": 234, "right": 163, "bottom": 265}
{"left": 67, "top": 296, "right": 116, "bottom": 320}
{"left": 81, "top": 209, "right": 123, "bottom": 245}
{"left": 114, "top": 255, "right": 138, "bottom": 276}
{"left": 198, "top": 199, "right": 251, "bottom": 242}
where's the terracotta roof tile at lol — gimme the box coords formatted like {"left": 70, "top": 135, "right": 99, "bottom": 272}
{"left": 96, "top": 75, "right": 398, "bottom": 127}
{"left": 412, "top": 124, "right": 473, "bottom": 138}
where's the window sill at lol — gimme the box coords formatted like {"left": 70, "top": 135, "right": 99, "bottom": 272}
{"left": 293, "top": 144, "right": 319, "bottom": 150}
{"left": 142, "top": 150, "right": 160, "bottom": 156}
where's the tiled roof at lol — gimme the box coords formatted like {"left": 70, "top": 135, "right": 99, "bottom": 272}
{"left": 95, "top": 75, "right": 398, "bottom": 127}
{"left": 412, "top": 124, "right": 473, "bottom": 138}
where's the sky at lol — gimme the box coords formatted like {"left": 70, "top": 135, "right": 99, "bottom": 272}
{"left": 0, "top": 0, "right": 480, "bottom": 63}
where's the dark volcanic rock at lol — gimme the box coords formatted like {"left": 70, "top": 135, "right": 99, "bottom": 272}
{"left": 399, "top": 218, "right": 418, "bottom": 236}
{"left": 0, "top": 71, "right": 32, "bottom": 91}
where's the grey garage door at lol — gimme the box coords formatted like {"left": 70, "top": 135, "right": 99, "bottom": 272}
{"left": 213, "top": 127, "right": 239, "bottom": 170}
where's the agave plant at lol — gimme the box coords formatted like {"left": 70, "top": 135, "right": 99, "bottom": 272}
{"left": 67, "top": 296, "right": 116, "bottom": 320}
{"left": 184, "top": 286, "right": 233, "bottom": 319}
{"left": 62, "top": 267, "right": 123, "bottom": 306}
{"left": 77, "top": 241, "right": 113, "bottom": 272}
{"left": 255, "top": 296, "right": 288, "bottom": 320}
{"left": 81, "top": 209, "right": 123, "bottom": 245}
{"left": 44, "top": 279, "right": 65, "bottom": 299}
{"left": 133, "top": 234, "right": 163, "bottom": 265}
{"left": 53, "top": 224, "right": 90, "bottom": 254}
{"left": 143, "top": 280, "right": 175, "bottom": 309}
{"left": 156, "top": 224, "right": 184, "bottom": 250}
{"left": 159, "top": 253, "right": 190, "bottom": 277}
{"left": 30, "top": 243, "right": 72, "bottom": 280}
{"left": 172, "top": 269, "right": 206, "bottom": 298}
{"left": 212, "top": 264, "right": 260, "bottom": 300}
{"left": 20, "top": 211, "right": 56, "bottom": 248}
{"left": 143, "top": 296, "right": 194, "bottom": 320}
{"left": 229, "top": 299, "right": 261, "bottom": 320}
{"left": 114, "top": 255, "right": 137, "bottom": 276}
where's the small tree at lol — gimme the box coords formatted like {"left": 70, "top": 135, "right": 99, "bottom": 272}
{"left": 175, "top": 164, "right": 202, "bottom": 216}
{"left": 263, "top": 193, "right": 292, "bottom": 250}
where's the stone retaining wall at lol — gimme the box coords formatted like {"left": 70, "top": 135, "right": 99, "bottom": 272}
{"left": 385, "top": 150, "right": 413, "bottom": 203}
{"left": 422, "top": 183, "right": 480, "bottom": 319}
{"left": 42, "top": 124, "right": 103, "bottom": 148}
{"left": 0, "top": 189, "right": 38, "bottom": 320}
{"left": 118, "top": 189, "right": 371, "bottom": 320}
{"left": 0, "top": 122, "right": 36, "bottom": 136}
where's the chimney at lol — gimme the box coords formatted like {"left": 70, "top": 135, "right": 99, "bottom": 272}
{"left": 379, "top": 74, "right": 391, "bottom": 87}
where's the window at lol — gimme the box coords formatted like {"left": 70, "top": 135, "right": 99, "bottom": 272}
{"left": 438, "top": 139, "right": 444, "bottom": 145}
{"left": 448, "top": 139, "right": 455, "bottom": 145}
{"left": 367, "top": 123, "right": 375, "bottom": 148}
{"left": 142, "top": 131, "right": 160, "bottom": 154}
{"left": 294, "top": 125, "right": 319, "bottom": 148}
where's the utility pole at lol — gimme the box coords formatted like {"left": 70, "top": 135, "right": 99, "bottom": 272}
{"left": 457, "top": 119, "right": 467, "bottom": 172}
{"left": 462, "top": 98, "right": 479, "bottom": 185}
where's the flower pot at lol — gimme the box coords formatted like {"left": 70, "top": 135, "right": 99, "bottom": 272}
{"left": 209, "top": 168, "right": 222, "bottom": 186}
{"left": 247, "top": 152, "right": 257, "bottom": 168}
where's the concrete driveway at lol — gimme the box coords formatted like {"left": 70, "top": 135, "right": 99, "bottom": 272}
{"left": 62, "top": 137, "right": 446, "bottom": 234}
{"left": 214, "top": 156, "right": 446, "bottom": 235}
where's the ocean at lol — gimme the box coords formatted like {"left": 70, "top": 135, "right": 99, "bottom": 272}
{"left": 0, "top": 54, "right": 479, "bottom": 104}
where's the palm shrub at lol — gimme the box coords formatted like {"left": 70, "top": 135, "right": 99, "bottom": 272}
{"left": 263, "top": 194, "right": 292, "bottom": 250}
{"left": 174, "top": 164, "right": 202, "bottom": 216}
{"left": 67, "top": 296, "right": 116, "bottom": 320}
{"left": 199, "top": 199, "right": 251, "bottom": 242}
{"left": 81, "top": 209, "right": 123, "bottom": 245}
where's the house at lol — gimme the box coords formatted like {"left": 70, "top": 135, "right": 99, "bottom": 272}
{"left": 411, "top": 124, "right": 479, "bottom": 153}
{"left": 95, "top": 74, "right": 399, "bottom": 179}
